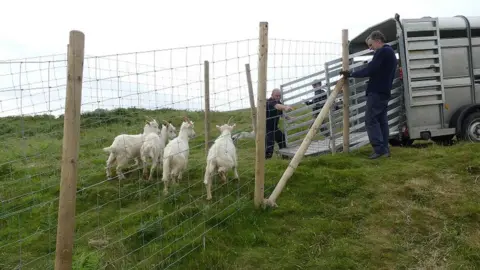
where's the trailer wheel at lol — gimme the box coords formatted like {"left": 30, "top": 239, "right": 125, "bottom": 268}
{"left": 461, "top": 111, "right": 480, "bottom": 142}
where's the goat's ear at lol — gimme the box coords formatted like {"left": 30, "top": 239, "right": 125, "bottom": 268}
{"left": 231, "top": 123, "right": 236, "bottom": 128}
{"left": 216, "top": 125, "right": 220, "bottom": 129}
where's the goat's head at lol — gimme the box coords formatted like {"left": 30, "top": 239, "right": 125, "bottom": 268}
{"left": 216, "top": 116, "right": 236, "bottom": 135}
{"left": 180, "top": 116, "right": 196, "bottom": 139}
{"left": 143, "top": 118, "right": 160, "bottom": 133}
{"left": 216, "top": 123, "right": 236, "bottom": 135}
{"left": 162, "top": 120, "right": 177, "bottom": 139}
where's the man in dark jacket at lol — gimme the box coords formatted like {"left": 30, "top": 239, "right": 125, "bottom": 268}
{"left": 305, "top": 79, "right": 329, "bottom": 135}
{"left": 305, "top": 79, "right": 327, "bottom": 117}
{"left": 266, "top": 88, "right": 293, "bottom": 159}
{"left": 340, "top": 30, "right": 397, "bottom": 159}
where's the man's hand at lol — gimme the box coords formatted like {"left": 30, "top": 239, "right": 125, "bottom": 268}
{"left": 339, "top": 70, "right": 351, "bottom": 78}
{"left": 285, "top": 115, "right": 295, "bottom": 121}
{"left": 284, "top": 105, "right": 294, "bottom": 111}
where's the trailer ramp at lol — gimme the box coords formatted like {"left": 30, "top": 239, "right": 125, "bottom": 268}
{"left": 278, "top": 41, "right": 404, "bottom": 157}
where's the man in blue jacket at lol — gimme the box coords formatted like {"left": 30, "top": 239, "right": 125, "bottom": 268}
{"left": 339, "top": 30, "right": 398, "bottom": 159}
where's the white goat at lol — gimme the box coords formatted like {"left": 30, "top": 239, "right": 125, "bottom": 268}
{"left": 162, "top": 117, "right": 196, "bottom": 195}
{"left": 103, "top": 119, "right": 161, "bottom": 180}
{"left": 140, "top": 120, "right": 177, "bottom": 181}
{"left": 204, "top": 120, "right": 239, "bottom": 200}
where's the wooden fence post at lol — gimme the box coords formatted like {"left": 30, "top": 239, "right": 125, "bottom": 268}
{"left": 54, "top": 30, "right": 85, "bottom": 270}
{"left": 342, "top": 29, "right": 350, "bottom": 152}
{"left": 204, "top": 60, "right": 210, "bottom": 154}
{"left": 254, "top": 22, "right": 268, "bottom": 208}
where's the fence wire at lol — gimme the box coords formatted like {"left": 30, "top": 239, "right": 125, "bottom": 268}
{"left": 0, "top": 37, "right": 341, "bottom": 269}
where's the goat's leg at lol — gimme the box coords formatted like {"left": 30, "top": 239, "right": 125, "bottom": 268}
{"left": 163, "top": 179, "right": 169, "bottom": 196}
{"left": 116, "top": 167, "right": 126, "bottom": 180}
{"left": 204, "top": 164, "right": 213, "bottom": 200}
{"left": 177, "top": 171, "right": 183, "bottom": 182}
{"left": 218, "top": 168, "right": 227, "bottom": 184}
{"left": 141, "top": 154, "right": 149, "bottom": 180}
{"left": 171, "top": 172, "right": 179, "bottom": 186}
{"left": 105, "top": 153, "right": 116, "bottom": 180}
{"left": 148, "top": 163, "right": 157, "bottom": 181}
{"left": 148, "top": 154, "right": 159, "bottom": 181}
{"left": 132, "top": 157, "right": 140, "bottom": 167}
{"left": 158, "top": 152, "right": 164, "bottom": 170}
{"left": 170, "top": 166, "right": 181, "bottom": 186}
{"left": 116, "top": 156, "right": 128, "bottom": 180}
{"left": 233, "top": 166, "right": 240, "bottom": 180}
{"left": 205, "top": 174, "right": 213, "bottom": 200}
{"left": 175, "top": 160, "right": 187, "bottom": 185}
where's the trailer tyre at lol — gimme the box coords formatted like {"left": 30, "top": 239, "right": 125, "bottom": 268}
{"left": 461, "top": 111, "right": 480, "bottom": 142}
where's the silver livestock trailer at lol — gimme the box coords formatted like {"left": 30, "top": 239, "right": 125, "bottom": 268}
{"left": 278, "top": 14, "right": 480, "bottom": 157}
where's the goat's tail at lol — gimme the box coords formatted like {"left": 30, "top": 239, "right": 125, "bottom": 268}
{"left": 103, "top": 146, "right": 114, "bottom": 153}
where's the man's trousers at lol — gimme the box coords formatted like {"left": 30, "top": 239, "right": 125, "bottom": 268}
{"left": 365, "top": 93, "right": 390, "bottom": 155}
{"left": 265, "top": 128, "right": 287, "bottom": 159}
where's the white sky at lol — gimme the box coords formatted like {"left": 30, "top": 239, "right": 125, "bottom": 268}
{"left": 0, "top": 0, "right": 478, "bottom": 116}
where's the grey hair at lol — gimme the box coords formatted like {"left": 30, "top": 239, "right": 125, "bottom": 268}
{"left": 365, "top": 30, "right": 386, "bottom": 43}
{"left": 271, "top": 88, "right": 281, "bottom": 94}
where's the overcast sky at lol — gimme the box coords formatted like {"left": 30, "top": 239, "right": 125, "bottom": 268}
{"left": 0, "top": 0, "right": 478, "bottom": 116}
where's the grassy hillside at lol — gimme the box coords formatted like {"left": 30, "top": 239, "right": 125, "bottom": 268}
{"left": 1, "top": 108, "right": 479, "bottom": 269}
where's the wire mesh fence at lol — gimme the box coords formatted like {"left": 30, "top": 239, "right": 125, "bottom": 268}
{"left": 0, "top": 27, "right": 341, "bottom": 269}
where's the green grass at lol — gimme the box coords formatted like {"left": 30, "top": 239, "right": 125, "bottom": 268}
{"left": 1, "top": 107, "right": 480, "bottom": 269}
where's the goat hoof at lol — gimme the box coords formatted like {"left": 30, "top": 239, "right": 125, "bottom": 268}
{"left": 163, "top": 190, "right": 169, "bottom": 196}
{"left": 206, "top": 196, "right": 212, "bottom": 201}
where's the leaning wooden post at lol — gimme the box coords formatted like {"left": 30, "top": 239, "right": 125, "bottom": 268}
{"left": 204, "top": 60, "right": 210, "bottom": 155}
{"left": 264, "top": 79, "right": 345, "bottom": 208}
{"left": 54, "top": 30, "right": 85, "bottom": 270}
{"left": 254, "top": 22, "right": 268, "bottom": 208}
{"left": 342, "top": 29, "right": 350, "bottom": 152}
{"left": 245, "top": 63, "right": 257, "bottom": 134}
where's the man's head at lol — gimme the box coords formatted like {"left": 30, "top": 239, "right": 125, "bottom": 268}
{"left": 271, "top": 88, "right": 281, "bottom": 101}
{"left": 311, "top": 79, "right": 322, "bottom": 89}
{"left": 365, "top": 30, "right": 386, "bottom": 51}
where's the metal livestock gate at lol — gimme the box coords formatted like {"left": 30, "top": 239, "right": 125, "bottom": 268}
{"left": 278, "top": 40, "right": 404, "bottom": 157}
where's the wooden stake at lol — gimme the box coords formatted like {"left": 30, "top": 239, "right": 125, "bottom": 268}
{"left": 264, "top": 79, "right": 345, "bottom": 208}
{"left": 54, "top": 30, "right": 85, "bottom": 270}
{"left": 245, "top": 63, "right": 257, "bottom": 134}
